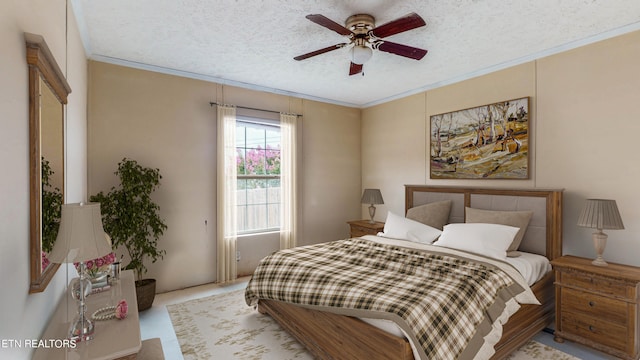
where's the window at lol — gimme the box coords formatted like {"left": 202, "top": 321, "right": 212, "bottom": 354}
{"left": 235, "top": 117, "right": 281, "bottom": 234}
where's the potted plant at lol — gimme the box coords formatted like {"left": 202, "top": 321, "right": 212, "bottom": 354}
{"left": 41, "top": 156, "right": 63, "bottom": 254}
{"left": 90, "top": 158, "right": 167, "bottom": 311}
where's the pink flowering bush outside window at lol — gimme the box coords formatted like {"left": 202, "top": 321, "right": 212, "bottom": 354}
{"left": 41, "top": 251, "right": 50, "bottom": 271}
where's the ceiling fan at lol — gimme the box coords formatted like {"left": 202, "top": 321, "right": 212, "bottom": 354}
{"left": 294, "top": 12, "right": 428, "bottom": 76}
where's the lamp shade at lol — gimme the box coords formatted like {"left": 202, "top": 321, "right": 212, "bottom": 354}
{"left": 361, "top": 189, "right": 384, "bottom": 205}
{"left": 48, "top": 203, "right": 112, "bottom": 264}
{"left": 577, "top": 199, "right": 624, "bottom": 230}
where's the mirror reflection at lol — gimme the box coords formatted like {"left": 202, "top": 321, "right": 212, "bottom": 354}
{"left": 27, "top": 33, "right": 71, "bottom": 293}
{"left": 40, "top": 77, "right": 64, "bottom": 255}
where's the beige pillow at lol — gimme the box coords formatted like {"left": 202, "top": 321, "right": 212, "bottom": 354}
{"left": 406, "top": 200, "right": 452, "bottom": 230}
{"left": 465, "top": 207, "right": 533, "bottom": 257}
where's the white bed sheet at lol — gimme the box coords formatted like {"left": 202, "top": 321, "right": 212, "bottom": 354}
{"left": 504, "top": 252, "right": 552, "bottom": 286}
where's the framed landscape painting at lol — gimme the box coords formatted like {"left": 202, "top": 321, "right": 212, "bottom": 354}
{"left": 430, "top": 97, "right": 529, "bottom": 179}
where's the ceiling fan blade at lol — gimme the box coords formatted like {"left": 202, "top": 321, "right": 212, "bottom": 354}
{"left": 370, "top": 12, "right": 426, "bottom": 38}
{"left": 294, "top": 43, "right": 347, "bottom": 61}
{"left": 306, "top": 14, "right": 353, "bottom": 36}
{"left": 349, "top": 62, "right": 363, "bottom": 76}
{"left": 374, "top": 40, "right": 427, "bottom": 60}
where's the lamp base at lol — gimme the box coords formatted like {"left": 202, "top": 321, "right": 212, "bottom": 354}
{"left": 69, "top": 262, "right": 95, "bottom": 341}
{"left": 592, "top": 230, "right": 608, "bottom": 267}
{"left": 69, "top": 316, "right": 95, "bottom": 341}
{"left": 368, "top": 205, "right": 377, "bottom": 224}
{"left": 592, "top": 257, "right": 608, "bottom": 267}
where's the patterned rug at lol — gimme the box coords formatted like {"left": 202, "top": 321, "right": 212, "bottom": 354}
{"left": 167, "top": 289, "right": 578, "bottom": 360}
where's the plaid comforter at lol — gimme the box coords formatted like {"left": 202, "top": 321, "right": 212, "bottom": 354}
{"left": 245, "top": 237, "right": 536, "bottom": 360}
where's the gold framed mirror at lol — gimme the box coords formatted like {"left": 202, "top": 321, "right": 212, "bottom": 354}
{"left": 26, "top": 33, "right": 71, "bottom": 293}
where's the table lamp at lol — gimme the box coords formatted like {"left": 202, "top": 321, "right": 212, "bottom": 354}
{"left": 361, "top": 189, "right": 384, "bottom": 224}
{"left": 577, "top": 199, "right": 624, "bottom": 266}
{"left": 48, "top": 202, "right": 112, "bottom": 341}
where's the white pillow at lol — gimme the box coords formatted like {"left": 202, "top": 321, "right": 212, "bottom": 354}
{"left": 381, "top": 211, "right": 442, "bottom": 244}
{"left": 433, "top": 223, "right": 520, "bottom": 260}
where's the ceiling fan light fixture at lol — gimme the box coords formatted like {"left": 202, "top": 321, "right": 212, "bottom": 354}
{"left": 295, "top": 12, "right": 427, "bottom": 75}
{"left": 351, "top": 45, "right": 373, "bottom": 65}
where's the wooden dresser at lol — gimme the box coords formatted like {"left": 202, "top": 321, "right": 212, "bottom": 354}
{"left": 551, "top": 255, "right": 640, "bottom": 360}
{"left": 347, "top": 220, "right": 384, "bottom": 238}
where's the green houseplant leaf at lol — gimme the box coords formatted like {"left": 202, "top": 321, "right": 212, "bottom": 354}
{"left": 41, "top": 157, "right": 63, "bottom": 253}
{"left": 90, "top": 158, "right": 167, "bottom": 280}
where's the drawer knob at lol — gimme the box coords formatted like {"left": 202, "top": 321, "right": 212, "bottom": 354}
{"left": 588, "top": 301, "right": 595, "bottom": 307}
{"left": 589, "top": 325, "right": 595, "bottom": 332}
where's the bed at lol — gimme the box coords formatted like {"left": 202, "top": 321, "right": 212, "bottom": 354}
{"left": 246, "top": 185, "right": 563, "bottom": 359}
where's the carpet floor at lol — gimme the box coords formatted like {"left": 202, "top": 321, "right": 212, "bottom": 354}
{"left": 167, "top": 289, "right": 579, "bottom": 360}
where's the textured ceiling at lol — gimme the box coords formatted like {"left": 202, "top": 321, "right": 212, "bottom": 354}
{"left": 71, "top": 0, "right": 640, "bottom": 108}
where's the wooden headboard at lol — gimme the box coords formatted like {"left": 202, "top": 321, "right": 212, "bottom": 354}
{"left": 405, "top": 185, "right": 564, "bottom": 260}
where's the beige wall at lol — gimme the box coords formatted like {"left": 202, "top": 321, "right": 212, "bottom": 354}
{"left": 362, "top": 30, "right": 640, "bottom": 267}
{"left": 535, "top": 31, "right": 640, "bottom": 266}
{"left": 361, "top": 94, "right": 427, "bottom": 215}
{"left": 299, "top": 100, "right": 362, "bottom": 245}
{"left": 87, "top": 62, "right": 362, "bottom": 291}
{"left": 0, "top": 1, "right": 88, "bottom": 359}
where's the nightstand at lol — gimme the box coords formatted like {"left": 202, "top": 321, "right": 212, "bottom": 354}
{"left": 347, "top": 220, "right": 384, "bottom": 238}
{"left": 551, "top": 255, "right": 640, "bottom": 360}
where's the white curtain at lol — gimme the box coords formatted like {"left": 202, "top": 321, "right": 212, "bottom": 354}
{"left": 280, "top": 113, "right": 298, "bottom": 249}
{"left": 216, "top": 105, "right": 237, "bottom": 282}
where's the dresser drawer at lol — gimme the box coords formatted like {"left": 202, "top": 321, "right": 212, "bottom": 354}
{"left": 560, "top": 270, "right": 629, "bottom": 299}
{"left": 561, "top": 287, "right": 628, "bottom": 324}
{"left": 561, "top": 310, "right": 628, "bottom": 353}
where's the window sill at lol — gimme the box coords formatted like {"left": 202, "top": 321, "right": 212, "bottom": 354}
{"left": 237, "top": 230, "right": 281, "bottom": 238}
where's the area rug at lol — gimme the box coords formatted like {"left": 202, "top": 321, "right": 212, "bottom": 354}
{"left": 167, "top": 289, "right": 578, "bottom": 360}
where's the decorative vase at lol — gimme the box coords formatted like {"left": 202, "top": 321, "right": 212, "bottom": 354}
{"left": 89, "top": 271, "right": 109, "bottom": 286}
